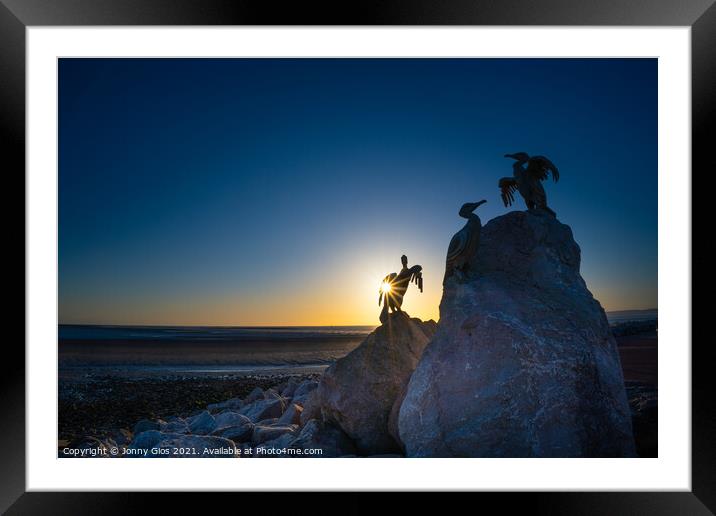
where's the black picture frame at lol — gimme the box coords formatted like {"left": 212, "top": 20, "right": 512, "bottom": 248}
{"left": 5, "top": 0, "right": 713, "bottom": 512}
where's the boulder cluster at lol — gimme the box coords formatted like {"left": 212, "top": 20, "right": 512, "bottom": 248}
{"left": 69, "top": 377, "right": 360, "bottom": 458}
{"left": 66, "top": 210, "right": 639, "bottom": 458}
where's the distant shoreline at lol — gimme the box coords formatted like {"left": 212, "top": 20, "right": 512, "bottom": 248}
{"left": 58, "top": 309, "right": 656, "bottom": 330}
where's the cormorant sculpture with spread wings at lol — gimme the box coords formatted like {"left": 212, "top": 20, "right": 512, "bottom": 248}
{"left": 499, "top": 152, "right": 559, "bottom": 216}
{"left": 378, "top": 255, "right": 423, "bottom": 323}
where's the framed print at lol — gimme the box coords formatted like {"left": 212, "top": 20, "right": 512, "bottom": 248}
{"left": 6, "top": 0, "right": 713, "bottom": 511}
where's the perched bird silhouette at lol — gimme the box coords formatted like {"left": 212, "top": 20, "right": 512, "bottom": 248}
{"left": 444, "top": 200, "right": 487, "bottom": 283}
{"left": 379, "top": 254, "right": 423, "bottom": 323}
{"left": 499, "top": 152, "right": 559, "bottom": 216}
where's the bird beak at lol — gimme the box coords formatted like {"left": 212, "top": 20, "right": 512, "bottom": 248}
{"left": 504, "top": 154, "right": 516, "bottom": 159}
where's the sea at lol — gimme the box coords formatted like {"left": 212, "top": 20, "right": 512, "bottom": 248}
{"left": 58, "top": 309, "right": 656, "bottom": 379}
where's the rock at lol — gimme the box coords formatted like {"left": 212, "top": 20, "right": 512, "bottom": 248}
{"left": 244, "top": 387, "right": 265, "bottom": 404}
{"left": 264, "top": 388, "right": 281, "bottom": 400}
{"left": 290, "top": 419, "right": 357, "bottom": 458}
{"left": 626, "top": 382, "right": 658, "bottom": 458}
{"left": 213, "top": 423, "right": 254, "bottom": 443}
{"left": 154, "top": 435, "right": 238, "bottom": 457}
{"left": 110, "top": 428, "right": 133, "bottom": 447}
{"left": 207, "top": 398, "right": 244, "bottom": 413}
{"left": 277, "top": 403, "right": 303, "bottom": 426}
{"left": 281, "top": 379, "right": 299, "bottom": 398}
{"left": 272, "top": 380, "right": 289, "bottom": 393}
{"left": 255, "top": 418, "right": 279, "bottom": 426}
{"left": 293, "top": 380, "right": 318, "bottom": 400}
{"left": 160, "top": 419, "right": 190, "bottom": 434}
{"left": 133, "top": 419, "right": 160, "bottom": 435}
{"left": 257, "top": 433, "right": 296, "bottom": 455}
{"left": 129, "top": 430, "right": 162, "bottom": 450}
{"left": 299, "top": 390, "right": 321, "bottom": 426}
{"left": 387, "top": 383, "right": 408, "bottom": 452}
{"left": 252, "top": 424, "right": 299, "bottom": 445}
{"left": 128, "top": 430, "right": 169, "bottom": 451}
{"left": 214, "top": 411, "right": 251, "bottom": 429}
{"left": 398, "top": 210, "right": 636, "bottom": 457}
{"left": 315, "top": 311, "right": 437, "bottom": 454}
{"left": 240, "top": 398, "right": 285, "bottom": 423}
{"left": 187, "top": 411, "right": 217, "bottom": 435}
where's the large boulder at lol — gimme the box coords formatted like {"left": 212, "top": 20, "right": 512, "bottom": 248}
{"left": 398, "top": 210, "right": 636, "bottom": 457}
{"left": 291, "top": 419, "right": 357, "bottom": 457}
{"left": 315, "top": 312, "right": 437, "bottom": 454}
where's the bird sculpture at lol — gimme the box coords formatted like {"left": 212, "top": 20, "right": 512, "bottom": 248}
{"left": 444, "top": 200, "right": 487, "bottom": 284}
{"left": 379, "top": 254, "right": 423, "bottom": 323}
{"left": 499, "top": 152, "right": 559, "bottom": 216}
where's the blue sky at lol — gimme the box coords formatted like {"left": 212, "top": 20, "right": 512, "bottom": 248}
{"left": 59, "top": 58, "right": 657, "bottom": 325}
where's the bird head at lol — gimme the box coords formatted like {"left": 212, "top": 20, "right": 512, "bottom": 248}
{"left": 459, "top": 200, "right": 487, "bottom": 218}
{"left": 505, "top": 152, "right": 530, "bottom": 163}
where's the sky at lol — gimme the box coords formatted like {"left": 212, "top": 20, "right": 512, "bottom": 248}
{"left": 58, "top": 58, "right": 657, "bottom": 326}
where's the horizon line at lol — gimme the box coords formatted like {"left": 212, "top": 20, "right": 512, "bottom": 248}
{"left": 58, "top": 308, "right": 658, "bottom": 329}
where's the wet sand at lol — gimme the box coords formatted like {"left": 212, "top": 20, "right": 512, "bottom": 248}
{"left": 59, "top": 337, "right": 364, "bottom": 372}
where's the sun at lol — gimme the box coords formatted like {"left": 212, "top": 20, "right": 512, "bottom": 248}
{"left": 380, "top": 281, "right": 393, "bottom": 294}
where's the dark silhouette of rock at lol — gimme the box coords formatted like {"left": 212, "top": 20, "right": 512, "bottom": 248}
{"left": 444, "top": 200, "right": 487, "bottom": 284}
{"left": 315, "top": 311, "right": 437, "bottom": 454}
{"left": 398, "top": 210, "right": 636, "bottom": 457}
{"left": 499, "top": 152, "right": 559, "bottom": 216}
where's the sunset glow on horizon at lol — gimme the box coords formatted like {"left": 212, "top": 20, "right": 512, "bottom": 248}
{"left": 59, "top": 58, "right": 657, "bottom": 327}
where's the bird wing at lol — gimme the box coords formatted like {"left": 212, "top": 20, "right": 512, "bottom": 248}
{"left": 498, "top": 177, "right": 518, "bottom": 207}
{"left": 379, "top": 273, "right": 397, "bottom": 305}
{"left": 409, "top": 265, "right": 423, "bottom": 292}
{"left": 527, "top": 156, "right": 559, "bottom": 183}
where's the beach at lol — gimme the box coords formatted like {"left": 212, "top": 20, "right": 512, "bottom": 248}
{"left": 58, "top": 316, "right": 657, "bottom": 456}
{"left": 58, "top": 325, "right": 369, "bottom": 444}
